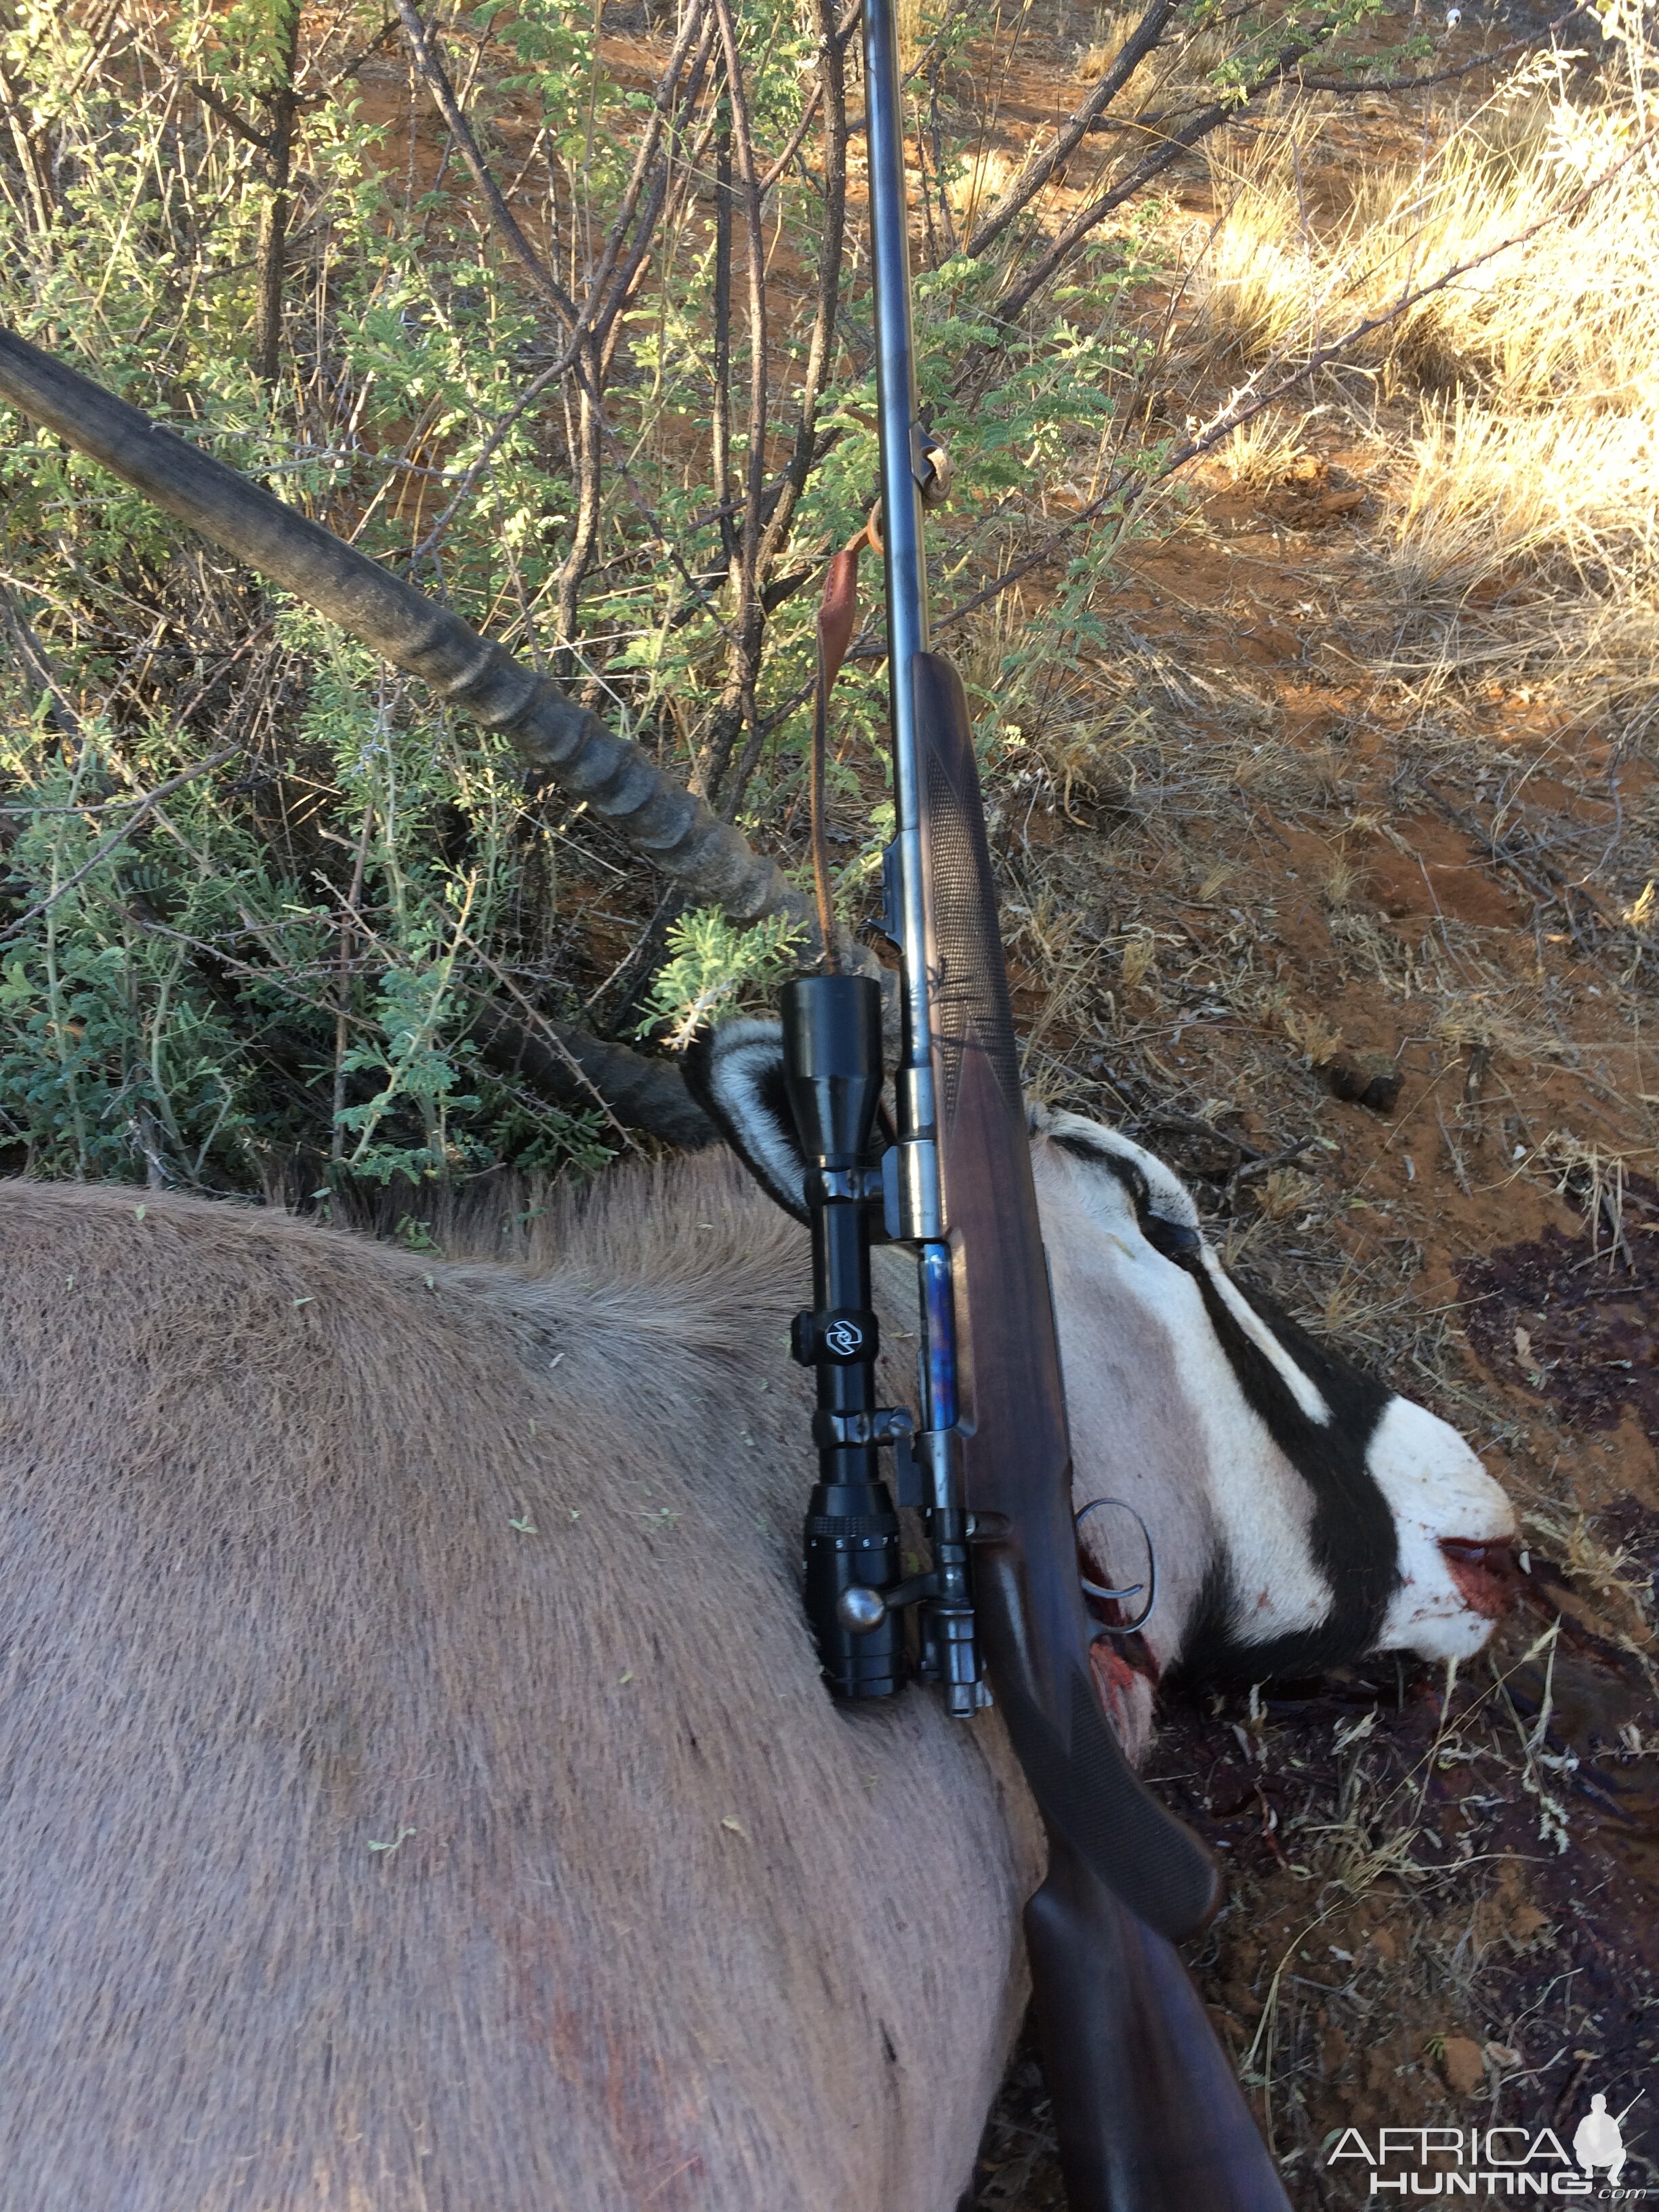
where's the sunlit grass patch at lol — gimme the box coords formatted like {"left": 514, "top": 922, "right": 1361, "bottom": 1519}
{"left": 1182, "top": 11, "right": 1659, "bottom": 710}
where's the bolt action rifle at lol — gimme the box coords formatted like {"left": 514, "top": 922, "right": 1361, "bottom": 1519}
{"left": 777, "top": 3, "right": 1296, "bottom": 2204}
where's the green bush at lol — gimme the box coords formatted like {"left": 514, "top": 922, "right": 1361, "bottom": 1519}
{"left": 0, "top": 0, "right": 1359, "bottom": 1191}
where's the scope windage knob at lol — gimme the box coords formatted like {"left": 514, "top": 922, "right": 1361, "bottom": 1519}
{"left": 836, "top": 1585, "right": 888, "bottom": 1634}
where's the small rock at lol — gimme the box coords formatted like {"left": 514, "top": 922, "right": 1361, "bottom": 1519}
{"left": 1325, "top": 1054, "right": 1404, "bottom": 1114}
{"left": 1508, "top": 1905, "right": 1549, "bottom": 1947}
{"left": 1440, "top": 2036, "right": 1486, "bottom": 2096}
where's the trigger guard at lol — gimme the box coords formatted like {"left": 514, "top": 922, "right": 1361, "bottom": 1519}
{"left": 1075, "top": 1496, "right": 1156, "bottom": 1635}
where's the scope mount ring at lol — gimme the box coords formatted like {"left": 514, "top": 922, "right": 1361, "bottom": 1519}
{"left": 1075, "top": 1495, "right": 1157, "bottom": 1636}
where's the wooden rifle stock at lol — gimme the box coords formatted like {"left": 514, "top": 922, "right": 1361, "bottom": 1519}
{"left": 1027, "top": 1839, "right": 1292, "bottom": 2212}
{"left": 914, "top": 654, "right": 1291, "bottom": 2209}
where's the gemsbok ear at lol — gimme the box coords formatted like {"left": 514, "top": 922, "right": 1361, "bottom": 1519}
{"left": 682, "top": 1019, "right": 811, "bottom": 1221}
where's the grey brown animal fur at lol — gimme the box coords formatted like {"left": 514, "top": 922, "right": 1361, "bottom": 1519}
{"left": 0, "top": 1115, "right": 1511, "bottom": 2210}
{"left": 0, "top": 1156, "right": 1039, "bottom": 2212}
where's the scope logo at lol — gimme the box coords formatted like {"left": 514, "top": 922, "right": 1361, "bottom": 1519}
{"left": 1326, "top": 2095, "right": 1645, "bottom": 2198}
{"left": 822, "top": 1317, "right": 864, "bottom": 1358}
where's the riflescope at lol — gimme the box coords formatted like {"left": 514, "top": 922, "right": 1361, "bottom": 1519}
{"left": 782, "top": 972, "right": 910, "bottom": 1700}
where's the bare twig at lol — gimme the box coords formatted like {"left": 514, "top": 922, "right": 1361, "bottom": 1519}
{"left": 409, "top": 0, "right": 712, "bottom": 575}
{"left": 393, "top": 0, "right": 724, "bottom": 659}
{"left": 394, "top": 1, "right": 733, "bottom": 634}
{"left": 1225, "top": 1138, "right": 1320, "bottom": 1208}
{"left": 0, "top": 741, "right": 243, "bottom": 947}
{"left": 0, "top": 586, "right": 82, "bottom": 737}
{"left": 390, "top": 0, "right": 581, "bottom": 330}
{"left": 712, "top": 110, "right": 736, "bottom": 569}
{"left": 758, "top": 0, "right": 850, "bottom": 575}
{"left": 991, "top": 27, "right": 1335, "bottom": 327}
{"left": 704, "top": 0, "right": 771, "bottom": 819}
{"left": 748, "top": 0, "right": 861, "bottom": 197}
{"left": 405, "top": 352, "right": 573, "bottom": 569}
{"left": 965, "top": 0, "right": 1176, "bottom": 260}
{"left": 188, "top": 79, "right": 271, "bottom": 151}
{"left": 331, "top": 800, "right": 375, "bottom": 1166}
{"left": 452, "top": 922, "right": 644, "bottom": 1153}
{"left": 554, "top": 339, "right": 605, "bottom": 667}
{"left": 759, "top": 79, "right": 823, "bottom": 192}
{"left": 0, "top": 52, "right": 55, "bottom": 234}
{"left": 583, "top": 0, "right": 714, "bottom": 346}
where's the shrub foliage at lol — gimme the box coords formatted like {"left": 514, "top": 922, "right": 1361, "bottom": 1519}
{"left": 0, "top": 0, "right": 1473, "bottom": 1192}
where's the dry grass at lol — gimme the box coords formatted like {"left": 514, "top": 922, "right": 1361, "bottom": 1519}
{"left": 1195, "top": 38, "right": 1659, "bottom": 401}
{"left": 1218, "top": 409, "right": 1318, "bottom": 489}
{"left": 1185, "top": 9, "right": 1659, "bottom": 708}
{"left": 945, "top": 145, "right": 1021, "bottom": 232}
{"left": 1076, "top": 5, "right": 1237, "bottom": 115}
{"left": 1389, "top": 398, "right": 1659, "bottom": 598}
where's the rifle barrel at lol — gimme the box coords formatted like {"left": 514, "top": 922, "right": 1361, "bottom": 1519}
{"left": 864, "top": 0, "right": 953, "bottom": 1345}
{"left": 864, "top": 0, "right": 928, "bottom": 664}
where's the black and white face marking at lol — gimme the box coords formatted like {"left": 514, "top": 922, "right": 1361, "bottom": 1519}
{"left": 1033, "top": 1109, "right": 1514, "bottom": 1683}
{"left": 1173, "top": 1286, "right": 1402, "bottom": 1680}
{"left": 1037, "top": 1110, "right": 1396, "bottom": 1677}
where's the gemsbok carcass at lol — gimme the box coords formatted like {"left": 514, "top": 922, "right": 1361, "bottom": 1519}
{"left": 0, "top": 1019, "right": 1513, "bottom": 2212}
